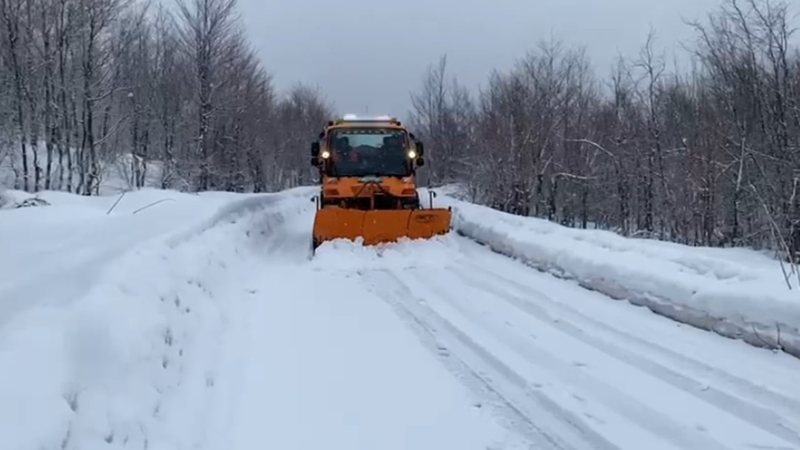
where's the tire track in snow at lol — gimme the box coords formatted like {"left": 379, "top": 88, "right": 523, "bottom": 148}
{"left": 396, "top": 268, "right": 734, "bottom": 450}
{"left": 445, "top": 264, "right": 800, "bottom": 447}
{"left": 455, "top": 256, "right": 800, "bottom": 418}
{"left": 364, "top": 269, "right": 623, "bottom": 450}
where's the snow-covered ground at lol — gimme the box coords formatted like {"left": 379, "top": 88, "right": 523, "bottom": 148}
{"left": 0, "top": 188, "right": 250, "bottom": 449}
{"left": 2, "top": 187, "right": 800, "bottom": 450}
{"left": 440, "top": 194, "right": 800, "bottom": 358}
{"left": 0, "top": 188, "right": 524, "bottom": 450}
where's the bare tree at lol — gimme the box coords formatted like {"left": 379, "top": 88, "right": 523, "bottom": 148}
{"left": 0, "top": 0, "right": 30, "bottom": 190}
{"left": 408, "top": 0, "right": 800, "bottom": 259}
{"left": 175, "top": 0, "right": 239, "bottom": 190}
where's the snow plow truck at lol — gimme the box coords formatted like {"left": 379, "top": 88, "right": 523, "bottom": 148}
{"left": 310, "top": 115, "right": 452, "bottom": 249}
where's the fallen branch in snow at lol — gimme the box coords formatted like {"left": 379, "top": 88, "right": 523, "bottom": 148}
{"left": 132, "top": 198, "right": 176, "bottom": 215}
{"left": 15, "top": 197, "right": 50, "bottom": 208}
{"left": 106, "top": 191, "right": 128, "bottom": 215}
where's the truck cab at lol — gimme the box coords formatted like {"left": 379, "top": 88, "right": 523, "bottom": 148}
{"left": 311, "top": 116, "right": 426, "bottom": 210}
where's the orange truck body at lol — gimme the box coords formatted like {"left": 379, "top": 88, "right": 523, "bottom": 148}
{"left": 309, "top": 116, "right": 451, "bottom": 249}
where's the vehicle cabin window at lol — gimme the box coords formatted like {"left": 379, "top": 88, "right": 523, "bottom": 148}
{"left": 328, "top": 129, "right": 410, "bottom": 177}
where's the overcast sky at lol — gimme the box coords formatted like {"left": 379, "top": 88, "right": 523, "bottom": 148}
{"left": 238, "top": 0, "right": 723, "bottom": 120}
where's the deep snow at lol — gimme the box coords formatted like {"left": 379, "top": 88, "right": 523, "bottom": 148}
{"left": 0, "top": 188, "right": 251, "bottom": 449}
{"left": 440, "top": 193, "right": 800, "bottom": 357}
{"left": 0, "top": 188, "right": 522, "bottom": 450}
{"left": 3, "top": 187, "right": 800, "bottom": 450}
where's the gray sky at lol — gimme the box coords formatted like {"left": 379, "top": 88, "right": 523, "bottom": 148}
{"left": 239, "top": 0, "right": 722, "bottom": 120}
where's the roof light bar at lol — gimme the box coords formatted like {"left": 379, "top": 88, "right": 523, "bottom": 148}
{"left": 339, "top": 114, "right": 398, "bottom": 123}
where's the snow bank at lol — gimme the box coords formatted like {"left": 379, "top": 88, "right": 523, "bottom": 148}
{"left": 441, "top": 197, "right": 800, "bottom": 358}
{"left": 0, "top": 188, "right": 45, "bottom": 209}
{"left": 0, "top": 188, "right": 308, "bottom": 450}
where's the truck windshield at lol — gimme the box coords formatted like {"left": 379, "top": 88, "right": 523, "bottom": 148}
{"left": 327, "top": 128, "right": 410, "bottom": 177}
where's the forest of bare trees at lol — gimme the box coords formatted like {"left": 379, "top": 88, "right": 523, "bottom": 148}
{"left": 410, "top": 0, "right": 800, "bottom": 259}
{"left": 0, "top": 0, "right": 331, "bottom": 194}
{"left": 3, "top": 0, "right": 799, "bottom": 257}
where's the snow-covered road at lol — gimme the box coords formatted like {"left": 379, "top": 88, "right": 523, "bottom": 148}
{"left": 356, "top": 240, "right": 800, "bottom": 450}
{"left": 3, "top": 188, "right": 800, "bottom": 450}
{"left": 206, "top": 204, "right": 527, "bottom": 450}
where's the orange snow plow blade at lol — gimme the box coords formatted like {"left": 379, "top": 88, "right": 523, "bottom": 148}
{"left": 312, "top": 208, "right": 451, "bottom": 247}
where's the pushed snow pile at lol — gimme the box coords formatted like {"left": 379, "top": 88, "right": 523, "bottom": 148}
{"left": 442, "top": 197, "right": 800, "bottom": 358}
{"left": 0, "top": 189, "right": 49, "bottom": 209}
{"left": 312, "top": 235, "right": 458, "bottom": 272}
{"left": 0, "top": 188, "right": 310, "bottom": 450}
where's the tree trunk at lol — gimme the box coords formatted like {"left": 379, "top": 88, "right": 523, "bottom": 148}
{"left": 2, "top": 0, "right": 30, "bottom": 191}
{"left": 83, "top": 15, "right": 97, "bottom": 195}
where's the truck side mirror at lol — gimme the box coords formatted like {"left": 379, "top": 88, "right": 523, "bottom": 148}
{"left": 416, "top": 141, "right": 424, "bottom": 156}
{"left": 311, "top": 157, "right": 320, "bottom": 167}
{"left": 311, "top": 142, "right": 320, "bottom": 157}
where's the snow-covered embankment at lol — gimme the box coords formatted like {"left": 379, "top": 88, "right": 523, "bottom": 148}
{"left": 441, "top": 196, "right": 800, "bottom": 358}
{"left": 0, "top": 187, "right": 312, "bottom": 450}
